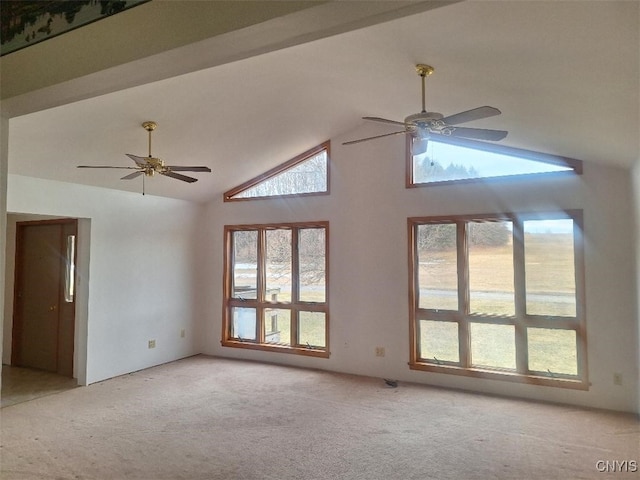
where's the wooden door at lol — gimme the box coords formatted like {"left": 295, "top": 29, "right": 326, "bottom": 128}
{"left": 12, "top": 219, "right": 77, "bottom": 376}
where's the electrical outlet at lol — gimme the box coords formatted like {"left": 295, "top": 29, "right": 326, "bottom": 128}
{"left": 613, "top": 373, "right": 623, "bottom": 386}
{"left": 375, "top": 347, "right": 385, "bottom": 357}
{"left": 148, "top": 339, "right": 156, "bottom": 349}
{"left": 180, "top": 329, "right": 185, "bottom": 338}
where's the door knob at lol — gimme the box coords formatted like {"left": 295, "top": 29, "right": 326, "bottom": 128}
{"left": 49, "top": 305, "right": 57, "bottom": 311}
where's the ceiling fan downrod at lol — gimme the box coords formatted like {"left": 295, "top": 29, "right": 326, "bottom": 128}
{"left": 415, "top": 64, "right": 434, "bottom": 114}
{"left": 142, "top": 121, "right": 157, "bottom": 158}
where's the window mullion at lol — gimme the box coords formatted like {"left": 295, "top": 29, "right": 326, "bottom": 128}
{"left": 512, "top": 219, "right": 528, "bottom": 374}
{"left": 573, "top": 214, "right": 587, "bottom": 381}
{"left": 409, "top": 222, "right": 420, "bottom": 364}
{"left": 457, "top": 221, "right": 470, "bottom": 368}
{"left": 257, "top": 229, "right": 267, "bottom": 343}
{"left": 291, "top": 228, "right": 300, "bottom": 346}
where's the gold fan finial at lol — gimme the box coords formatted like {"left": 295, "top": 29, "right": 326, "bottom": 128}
{"left": 415, "top": 64, "right": 434, "bottom": 77}
{"left": 142, "top": 121, "right": 157, "bottom": 131}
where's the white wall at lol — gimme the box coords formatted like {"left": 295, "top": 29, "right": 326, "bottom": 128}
{"left": 202, "top": 125, "right": 640, "bottom": 414}
{"left": 632, "top": 160, "right": 640, "bottom": 417}
{"left": 0, "top": 113, "right": 8, "bottom": 383}
{"left": 5, "top": 175, "right": 203, "bottom": 384}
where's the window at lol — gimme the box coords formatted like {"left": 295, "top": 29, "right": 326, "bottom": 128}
{"left": 224, "top": 141, "right": 330, "bottom": 201}
{"left": 408, "top": 211, "right": 587, "bottom": 389}
{"left": 407, "top": 136, "right": 582, "bottom": 187}
{"left": 223, "top": 222, "right": 329, "bottom": 357}
{"left": 64, "top": 234, "right": 76, "bottom": 302}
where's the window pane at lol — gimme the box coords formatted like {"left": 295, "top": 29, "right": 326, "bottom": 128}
{"left": 412, "top": 140, "right": 573, "bottom": 184}
{"left": 469, "top": 221, "right": 514, "bottom": 315}
{"left": 299, "top": 311, "right": 326, "bottom": 348}
{"left": 231, "top": 307, "right": 256, "bottom": 341}
{"left": 232, "top": 149, "right": 327, "bottom": 198}
{"left": 470, "top": 323, "right": 516, "bottom": 369}
{"left": 299, "top": 228, "right": 326, "bottom": 303}
{"left": 419, "top": 320, "right": 459, "bottom": 363}
{"left": 417, "top": 223, "right": 458, "bottom": 310}
{"left": 64, "top": 234, "right": 76, "bottom": 303}
{"left": 264, "top": 308, "right": 291, "bottom": 346}
{"left": 524, "top": 219, "right": 576, "bottom": 316}
{"left": 528, "top": 328, "right": 577, "bottom": 375}
{"left": 233, "top": 230, "right": 258, "bottom": 298}
{"left": 266, "top": 229, "right": 291, "bottom": 302}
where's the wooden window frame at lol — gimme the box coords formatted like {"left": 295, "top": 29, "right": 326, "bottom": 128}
{"left": 408, "top": 210, "right": 588, "bottom": 390}
{"left": 405, "top": 136, "right": 583, "bottom": 188}
{"left": 222, "top": 221, "right": 330, "bottom": 358}
{"left": 223, "top": 141, "right": 330, "bottom": 201}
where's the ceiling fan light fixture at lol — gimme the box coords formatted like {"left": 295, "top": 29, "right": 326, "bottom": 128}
{"left": 412, "top": 136, "right": 429, "bottom": 156}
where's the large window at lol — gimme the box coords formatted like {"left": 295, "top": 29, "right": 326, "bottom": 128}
{"left": 223, "top": 222, "right": 329, "bottom": 357}
{"left": 408, "top": 211, "right": 587, "bottom": 389}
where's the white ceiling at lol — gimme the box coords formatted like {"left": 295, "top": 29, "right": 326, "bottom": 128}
{"left": 5, "top": 1, "right": 639, "bottom": 204}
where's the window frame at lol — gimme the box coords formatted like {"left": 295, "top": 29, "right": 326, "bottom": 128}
{"left": 405, "top": 136, "right": 583, "bottom": 188}
{"left": 408, "top": 210, "right": 588, "bottom": 390}
{"left": 223, "top": 141, "right": 330, "bottom": 201}
{"left": 222, "top": 221, "right": 330, "bottom": 358}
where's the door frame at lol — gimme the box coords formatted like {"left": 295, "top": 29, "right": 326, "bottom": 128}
{"left": 11, "top": 218, "right": 78, "bottom": 376}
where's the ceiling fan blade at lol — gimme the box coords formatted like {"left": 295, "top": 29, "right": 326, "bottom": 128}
{"left": 363, "top": 116, "right": 405, "bottom": 127}
{"left": 343, "top": 130, "right": 408, "bottom": 146}
{"left": 126, "top": 154, "right": 149, "bottom": 167}
{"left": 440, "top": 106, "right": 501, "bottom": 126}
{"left": 160, "top": 171, "right": 198, "bottom": 183}
{"left": 445, "top": 126, "right": 508, "bottom": 141}
{"left": 165, "top": 166, "right": 212, "bottom": 172}
{"left": 77, "top": 165, "right": 139, "bottom": 169}
{"left": 121, "top": 171, "right": 144, "bottom": 180}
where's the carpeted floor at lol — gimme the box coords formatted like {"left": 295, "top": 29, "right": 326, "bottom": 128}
{"left": 1, "top": 355, "right": 638, "bottom": 479}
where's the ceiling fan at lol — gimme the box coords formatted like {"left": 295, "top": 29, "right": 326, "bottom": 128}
{"left": 77, "top": 121, "right": 211, "bottom": 192}
{"left": 343, "top": 64, "right": 508, "bottom": 155}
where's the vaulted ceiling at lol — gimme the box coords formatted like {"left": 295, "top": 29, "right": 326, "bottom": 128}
{"left": 3, "top": 1, "right": 638, "bottom": 203}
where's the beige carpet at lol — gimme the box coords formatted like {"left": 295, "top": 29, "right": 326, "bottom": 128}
{"left": 1, "top": 355, "right": 638, "bottom": 480}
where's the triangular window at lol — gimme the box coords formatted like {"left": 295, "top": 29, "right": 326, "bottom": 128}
{"left": 225, "top": 141, "right": 330, "bottom": 201}
{"left": 409, "top": 137, "right": 582, "bottom": 186}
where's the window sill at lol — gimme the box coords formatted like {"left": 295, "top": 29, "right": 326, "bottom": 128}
{"left": 222, "top": 340, "right": 330, "bottom": 358}
{"left": 409, "top": 362, "right": 589, "bottom": 390}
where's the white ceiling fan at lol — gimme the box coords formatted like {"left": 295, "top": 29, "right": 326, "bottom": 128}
{"left": 343, "top": 64, "right": 508, "bottom": 155}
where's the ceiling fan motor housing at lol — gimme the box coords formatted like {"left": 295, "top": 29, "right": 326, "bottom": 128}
{"left": 405, "top": 111, "right": 443, "bottom": 126}
{"left": 143, "top": 157, "right": 166, "bottom": 176}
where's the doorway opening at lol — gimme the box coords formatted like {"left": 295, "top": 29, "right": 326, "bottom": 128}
{"left": 3, "top": 218, "right": 78, "bottom": 404}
